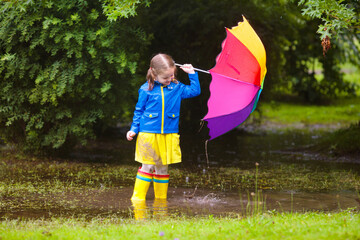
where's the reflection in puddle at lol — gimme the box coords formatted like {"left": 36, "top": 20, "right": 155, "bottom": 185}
{"left": 131, "top": 199, "right": 168, "bottom": 220}
{"left": 132, "top": 199, "right": 168, "bottom": 220}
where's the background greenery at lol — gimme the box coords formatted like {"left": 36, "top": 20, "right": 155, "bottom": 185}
{"left": 0, "top": 0, "right": 359, "bottom": 154}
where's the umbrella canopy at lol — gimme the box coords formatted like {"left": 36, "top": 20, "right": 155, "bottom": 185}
{"left": 203, "top": 16, "right": 267, "bottom": 140}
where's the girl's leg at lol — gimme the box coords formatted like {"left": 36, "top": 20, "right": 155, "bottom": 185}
{"left": 153, "top": 164, "right": 169, "bottom": 199}
{"left": 154, "top": 164, "right": 168, "bottom": 175}
{"left": 131, "top": 164, "right": 155, "bottom": 201}
{"left": 140, "top": 164, "right": 155, "bottom": 173}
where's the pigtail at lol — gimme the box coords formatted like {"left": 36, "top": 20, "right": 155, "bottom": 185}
{"left": 146, "top": 67, "right": 155, "bottom": 91}
{"left": 172, "top": 67, "right": 178, "bottom": 84}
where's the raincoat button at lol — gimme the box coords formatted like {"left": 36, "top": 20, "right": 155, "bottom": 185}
{"left": 149, "top": 114, "right": 152, "bottom": 118}
{"left": 172, "top": 114, "right": 175, "bottom": 117}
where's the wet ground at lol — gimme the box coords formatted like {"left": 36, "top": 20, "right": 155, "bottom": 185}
{"left": 1, "top": 127, "right": 359, "bottom": 220}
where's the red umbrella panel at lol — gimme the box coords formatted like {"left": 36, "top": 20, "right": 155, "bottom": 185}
{"left": 203, "top": 16, "right": 267, "bottom": 140}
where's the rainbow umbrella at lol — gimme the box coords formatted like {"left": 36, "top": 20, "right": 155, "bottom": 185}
{"left": 203, "top": 16, "right": 267, "bottom": 140}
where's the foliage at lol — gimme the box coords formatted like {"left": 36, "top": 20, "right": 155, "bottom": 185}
{"left": 297, "top": 0, "right": 360, "bottom": 57}
{"left": 0, "top": 0, "right": 150, "bottom": 154}
{"left": 102, "top": 0, "right": 152, "bottom": 21}
{"left": 293, "top": 0, "right": 360, "bottom": 101}
{"left": 298, "top": 0, "right": 359, "bottom": 40}
{"left": 278, "top": 2, "right": 358, "bottom": 102}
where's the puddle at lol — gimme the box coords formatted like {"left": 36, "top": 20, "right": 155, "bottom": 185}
{"left": 1, "top": 187, "right": 359, "bottom": 220}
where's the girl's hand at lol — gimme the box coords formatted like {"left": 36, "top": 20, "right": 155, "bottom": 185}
{"left": 180, "top": 64, "right": 195, "bottom": 74}
{"left": 126, "top": 131, "right": 136, "bottom": 141}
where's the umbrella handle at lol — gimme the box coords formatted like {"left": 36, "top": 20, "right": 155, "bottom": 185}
{"left": 175, "top": 63, "right": 210, "bottom": 74}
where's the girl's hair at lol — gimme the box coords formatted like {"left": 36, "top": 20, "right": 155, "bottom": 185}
{"left": 146, "top": 53, "right": 178, "bottom": 90}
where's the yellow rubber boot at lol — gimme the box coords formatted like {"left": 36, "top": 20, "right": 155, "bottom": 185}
{"left": 153, "top": 174, "right": 169, "bottom": 199}
{"left": 131, "top": 169, "right": 153, "bottom": 201}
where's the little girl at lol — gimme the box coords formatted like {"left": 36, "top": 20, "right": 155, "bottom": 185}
{"left": 127, "top": 53, "right": 201, "bottom": 201}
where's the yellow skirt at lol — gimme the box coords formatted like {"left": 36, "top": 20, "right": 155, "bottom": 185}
{"left": 135, "top": 132, "right": 182, "bottom": 165}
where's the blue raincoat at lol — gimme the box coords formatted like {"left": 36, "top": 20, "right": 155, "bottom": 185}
{"left": 130, "top": 72, "right": 200, "bottom": 134}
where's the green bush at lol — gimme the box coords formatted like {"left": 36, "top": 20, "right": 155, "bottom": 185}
{"left": 0, "top": 0, "right": 150, "bottom": 154}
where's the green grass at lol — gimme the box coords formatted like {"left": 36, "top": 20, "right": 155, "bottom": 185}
{"left": 1, "top": 211, "right": 360, "bottom": 240}
{"left": 259, "top": 97, "right": 360, "bottom": 128}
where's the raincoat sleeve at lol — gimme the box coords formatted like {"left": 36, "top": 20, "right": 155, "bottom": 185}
{"left": 130, "top": 87, "right": 148, "bottom": 134}
{"left": 181, "top": 72, "right": 201, "bottom": 99}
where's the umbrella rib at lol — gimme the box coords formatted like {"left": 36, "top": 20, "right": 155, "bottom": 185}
{"left": 210, "top": 72, "right": 258, "bottom": 87}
